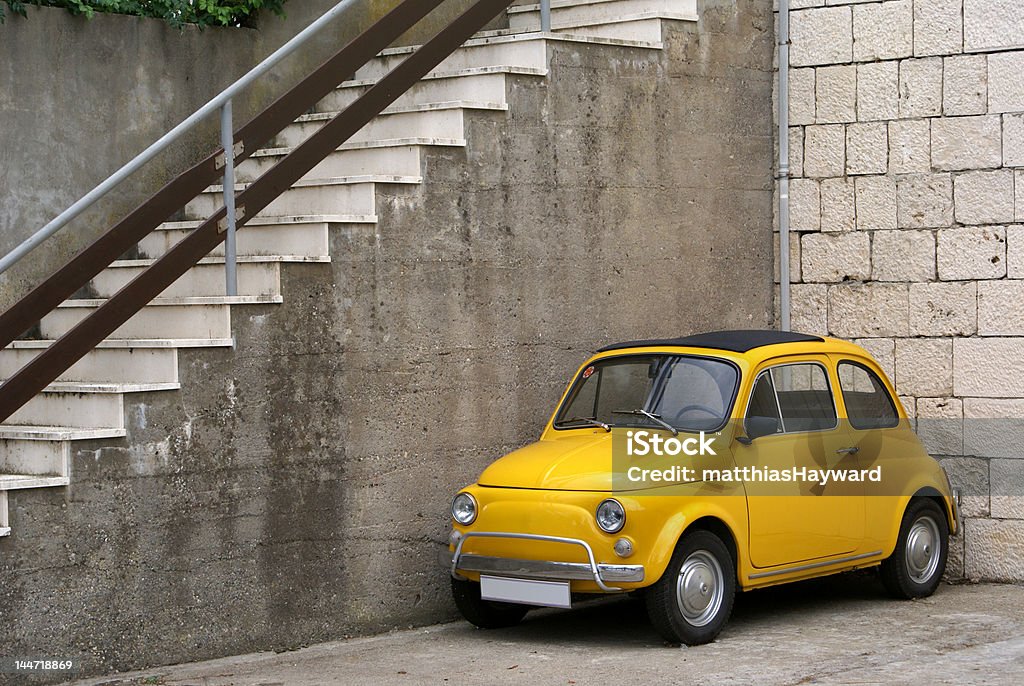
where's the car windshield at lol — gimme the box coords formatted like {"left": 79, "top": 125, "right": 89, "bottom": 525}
{"left": 554, "top": 354, "right": 739, "bottom": 433}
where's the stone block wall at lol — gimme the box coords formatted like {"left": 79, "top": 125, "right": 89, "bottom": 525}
{"left": 778, "top": 0, "right": 1024, "bottom": 581}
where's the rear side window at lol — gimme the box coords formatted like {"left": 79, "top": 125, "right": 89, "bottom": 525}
{"left": 746, "top": 362, "right": 838, "bottom": 434}
{"left": 837, "top": 361, "right": 899, "bottom": 430}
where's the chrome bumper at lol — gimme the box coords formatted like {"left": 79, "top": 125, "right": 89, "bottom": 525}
{"left": 445, "top": 531, "right": 645, "bottom": 592}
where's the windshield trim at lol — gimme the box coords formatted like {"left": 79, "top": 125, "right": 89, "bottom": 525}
{"left": 551, "top": 353, "right": 741, "bottom": 435}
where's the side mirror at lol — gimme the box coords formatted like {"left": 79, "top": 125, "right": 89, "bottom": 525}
{"left": 737, "top": 416, "right": 780, "bottom": 445}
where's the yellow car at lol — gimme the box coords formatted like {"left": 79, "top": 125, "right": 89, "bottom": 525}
{"left": 444, "top": 330, "right": 960, "bottom": 645}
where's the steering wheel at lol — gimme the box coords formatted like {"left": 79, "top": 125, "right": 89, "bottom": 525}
{"left": 672, "top": 404, "right": 721, "bottom": 422}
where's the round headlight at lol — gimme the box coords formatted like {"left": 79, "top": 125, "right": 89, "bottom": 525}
{"left": 596, "top": 498, "right": 625, "bottom": 533}
{"left": 451, "top": 492, "right": 477, "bottom": 525}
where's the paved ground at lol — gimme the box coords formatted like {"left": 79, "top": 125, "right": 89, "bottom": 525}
{"left": 68, "top": 576, "right": 1024, "bottom": 686}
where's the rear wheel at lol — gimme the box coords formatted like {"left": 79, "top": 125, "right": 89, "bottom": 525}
{"left": 451, "top": 577, "right": 529, "bottom": 629}
{"left": 646, "top": 530, "right": 735, "bottom": 645}
{"left": 880, "top": 499, "right": 949, "bottom": 599}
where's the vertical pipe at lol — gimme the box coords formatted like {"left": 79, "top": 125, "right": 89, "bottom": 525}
{"left": 540, "top": 0, "right": 551, "bottom": 32}
{"left": 221, "top": 100, "right": 238, "bottom": 297}
{"left": 778, "top": 0, "right": 791, "bottom": 331}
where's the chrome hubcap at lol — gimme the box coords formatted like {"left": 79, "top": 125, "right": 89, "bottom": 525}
{"left": 905, "top": 515, "right": 941, "bottom": 584}
{"left": 676, "top": 550, "right": 724, "bottom": 627}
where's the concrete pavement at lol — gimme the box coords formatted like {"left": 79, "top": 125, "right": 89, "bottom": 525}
{"left": 66, "top": 576, "right": 1024, "bottom": 685}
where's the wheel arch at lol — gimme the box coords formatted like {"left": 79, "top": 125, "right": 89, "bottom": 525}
{"left": 911, "top": 486, "right": 955, "bottom": 532}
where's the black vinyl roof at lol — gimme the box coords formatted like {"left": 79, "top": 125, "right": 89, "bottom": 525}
{"left": 597, "top": 330, "right": 825, "bottom": 354}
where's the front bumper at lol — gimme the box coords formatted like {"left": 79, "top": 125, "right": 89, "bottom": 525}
{"left": 444, "top": 530, "right": 645, "bottom": 592}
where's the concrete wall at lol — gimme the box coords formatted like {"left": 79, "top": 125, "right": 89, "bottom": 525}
{"left": 0, "top": 0, "right": 502, "bottom": 315}
{"left": 775, "top": 0, "right": 1024, "bottom": 581}
{"left": 1, "top": 1, "right": 775, "bottom": 680}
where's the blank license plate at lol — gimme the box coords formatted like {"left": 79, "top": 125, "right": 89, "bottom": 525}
{"left": 480, "top": 575, "right": 572, "bottom": 608}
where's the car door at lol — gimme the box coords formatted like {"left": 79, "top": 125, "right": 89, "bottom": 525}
{"left": 736, "top": 357, "right": 866, "bottom": 569}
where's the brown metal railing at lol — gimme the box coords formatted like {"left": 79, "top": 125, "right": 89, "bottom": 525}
{"left": 0, "top": 0, "right": 517, "bottom": 423}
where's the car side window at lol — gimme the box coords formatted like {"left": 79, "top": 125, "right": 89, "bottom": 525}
{"left": 837, "top": 361, "right": 899, "bottom": 430}
{"left": 746, "top": 371, "right": 782, "bottom": 432}
{"left": 747, "top": 362, "right": 838, "bottom": 434}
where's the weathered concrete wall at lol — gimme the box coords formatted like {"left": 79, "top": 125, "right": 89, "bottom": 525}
{"left": 1, "top": 0, "right": 775, "bottom": 680}
{"left": 0, "top": 0, "right": 503, "bottom": 315}
{"left": 775, "top": 0, "right": 1024, "bottom": 581}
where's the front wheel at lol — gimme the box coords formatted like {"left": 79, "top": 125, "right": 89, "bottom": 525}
{"left": 451, "top": 577, "right": 529, "bottom": 629}
{"left": 646, "top": 530, "right": 736, "bottom": 645}
{"left": 880, "top": 498, "right": 949, "bottom": 599}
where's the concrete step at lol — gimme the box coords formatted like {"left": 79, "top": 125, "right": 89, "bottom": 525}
{"left": 270, "top": 105, "right": 489, "bottom": 150}
{"left": 186, "top": 176, "right": 417, "bottom": 220}
{"left": 508, "top": 0, "right": 696, "bottom": 31}
{"left": 0, "top": 474, "right": 69, "bottom": 491}
{"left": 0, "top": 344, "right": 179, "bottom": 385}
{"left": 141, "top": 215, "right": 368, "bottom": 259}
{"left": 354, "top": 34, "right": 550, "bottom": 82}
{"left": 39, "top": 296, "right": 278, "bottom": 340}
{"left": 238, "top": 144, "right": 422, "bottom": 184}
{"left": 88, "top": 257, "right": 308, "bottom": 299}
{"left": 5, "top": 387, "right": 127, "bottom": 430}
{"left": 318, "top": 67, "right": 540, "bottom": 113}
{"left": 550, "top": 16, "right": 676, "bottom": 42}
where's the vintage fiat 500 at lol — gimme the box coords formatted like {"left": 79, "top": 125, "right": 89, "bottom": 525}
{"left": 444, "top": 330, "right": 960, "bottom": 645}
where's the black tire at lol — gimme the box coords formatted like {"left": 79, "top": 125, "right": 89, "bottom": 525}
{"left": 451, "top": 577, "right": 530, "bottom": 629}
{"left": 880, "top": 498, "right": 949, "bottom": 599}
{"left": 646, "top": 530, "right": 736, "bottom": 645}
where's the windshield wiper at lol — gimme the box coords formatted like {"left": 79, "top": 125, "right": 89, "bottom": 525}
{"left": 558, "top": 416, "right": 611, "bottom": 432}
{"left": 613, "top": 408, "right": 678, "bottom": 435}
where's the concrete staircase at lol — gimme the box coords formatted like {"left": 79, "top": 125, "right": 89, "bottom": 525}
{"left": 0, "top": 0, "right": 697, "bottom": 537}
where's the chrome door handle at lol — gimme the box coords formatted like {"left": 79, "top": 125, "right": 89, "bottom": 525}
{"left": 835, "top": 446, "right": 859, "bottom": 455}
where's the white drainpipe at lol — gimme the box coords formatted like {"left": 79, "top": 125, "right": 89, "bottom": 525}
{"left": 778, "top": 0, "right": 791, "bottom": 331}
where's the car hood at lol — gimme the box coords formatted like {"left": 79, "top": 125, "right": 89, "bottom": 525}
{"left": 478, "top": 432, "right": 621, "bottom": 492}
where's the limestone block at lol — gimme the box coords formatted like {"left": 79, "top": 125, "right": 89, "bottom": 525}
{"left": 953, "top": 170, "right": 1015, "bottom": 226}
{"left": 846, "top": 122, "right": 888, "bottom": 174}
{"left": 790, "top": 68, "right": 816, "bottom": 126}
{"left": 856, "top": 175, "right": 898, "bottom": 231}
{"left": 897, "top": 174, "right": 953, "bottom": 228}
{"left": 914, "top": 0, "right": 964, "bottom": 57}
{"left": 937, "top": 225, "right": 1007, "bottom": 280}
{"left": 791, "top": 6, "right": 854, "bottom": 67}
{"left": 1002, "top": 114, "right": 1024, "bottom": 168}
{"left": 943, "top": 55, "right": 987, "bottom": 116}
{"left": 931, "top": 116, "right": 1002, "bottom": 171}
{"left": 852, "top": 0, "right": 913, "bottom": 62}
{"left": 888, "top": 119, "right": 930, "bottom": 174}
{"left": 828, "top": 283, "right": 910, "bottom": 337}
{"left": 988, "top": 51, "right": 1024, "bottom": 113}
{"left": 894, "top": 337, "right": 953, "bottom": 396}
{"left": 802, "top": 232, "right": 870, "bottom": 282}
{"left": 955, "top": 342, "right": 1024, "bottom": 397}
{"left": 918, "top": 397, "right": 964, "bottom": 457}
{"left": 965, "top": 518, "right": 1024, "bottom": 582}
{"left": 820, "top": 177, "right": 857, "bottom": 232}
{"left": 899, "top": 57, "right": 943, "bottom": 118}
{"left": 857, "top": 61, "right": 899, "bottom": 122}
{"left": 909, "top": 281, "right": 978, "bottom": 336}
{"left": 790, "top": 178, "right": 821, "bottom": 232}
{"left": 791, "top": 283, "right": 829, "bottom": 334}
{"left": 963, "top": 0, "right": 1024, "bottom": 53}
{"left": 978, "top": 279, "right": 1024, "bottom": 335}
{"left": 963, "top": 397, "right": 1024, "bottom": 459}
{"left": 804, "top": 124, "right": 847, "bottom": 177}
{"left": 872, "top": 229, "right": 936, "bottom": 282}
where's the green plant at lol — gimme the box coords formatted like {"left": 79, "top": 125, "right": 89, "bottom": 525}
{"left": 1, "top": 0, "right": 288, "bottom": 28}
